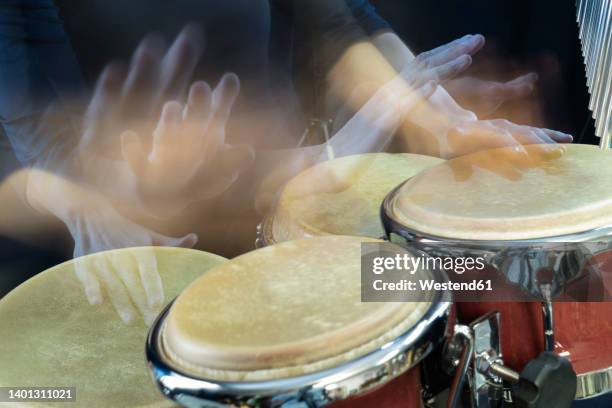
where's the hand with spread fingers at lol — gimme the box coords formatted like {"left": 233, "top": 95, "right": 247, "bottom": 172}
{"left": 69, "top": 26, "right": 252, "bottom": 218}
{"left": 425, "top": 118, "right": 573, "bottom": 159}
{"left": 254, "top": 33, "right": 487, "bottom": 214}
{"left": 331, "top": 33, "right": 484, "bottom": 130}
{"left": 72, "top": 232, "right": 195, "bottom": 325}
{"left": 400, "top": 34, "right": 484, "bottom": 88}
{"left": 449, "top": 119, "right": 572, "bottom": 151}
{"left": 70, "top": 25, "right": 204, "bottom": 199}
{"left": 79, "top": 24, "right": 205, "bottom": 159}
{"left": 367, "top": 32, "right": 574, "bottom": 159}
{"left": 120, "top": 73, "right": 254, "bottom": 217}
{"left": 73, "top": 250, "right": 164, "bottom": 325}
{"left": 400, "top": 92, "right": 573, "bottom": 159}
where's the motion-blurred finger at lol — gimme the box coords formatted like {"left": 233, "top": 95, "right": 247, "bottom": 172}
{"left": 85, "top": 62, "right": 127, "bottom": 129}
{"left": 530, "top": 129, "right": 557, "bottom": 144}
{"left": 133, "top": 249, "right": 164, "bottom": 310}
{"left": 185, "top": 81, "right": 220, "bottom": 161}
{"left": 417, "top": 34, "right": 484, "bottom": 67}
{"left": 109, "top": 251, "right": 157, "bottom": 324}
{"left": 93, "top": 255, "right": 136, "bottom": 324}
{"left": 74, "top": 253, "right": 103, "bottom": 305}
{"left": 159, "top": 24, "right": 204, "bottom": 104}
{"left": 540, "top": 128, "right": 573, "bottom": 143}
{"left": 151, "top": 101, "right": 183, "bottom": 160}
{"left": 184, "top": 80, "right": 212, "bottom": 123}
{"left": 210, "top": 73, "right": 240, "bottom": 138}
{"left": 424, "top": 55, "right": 472, "bottom": 85}
{"left": 448, "top": 123, "right": 521, "bottom": 156}
{"left": 121, "top": 34, "right": 166, "bottom": 117}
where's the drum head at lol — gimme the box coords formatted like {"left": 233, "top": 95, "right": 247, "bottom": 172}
{"left": 0, "top": 247, "right": 226, "bottom": 408}
{"left": 162, "top": 236, "right": 432, "bottom": 381}
{"left": 387, "top": 144, "right": 612, "bottom": 240}
{"left": 271, "top": 153, "right": 443, "bottom": 242}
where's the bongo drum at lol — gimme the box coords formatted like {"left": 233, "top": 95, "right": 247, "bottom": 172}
{"left": 382, "top": 144, "right": 612, "bottom": 405}
{"left": 0, "top": 247, "right": 226, "bottom": 408}
{"left": 257, "top": 153, "right": 442, "bottom": 246}
{"left": 147, "top": 236, "right": 451, "bottom": 407}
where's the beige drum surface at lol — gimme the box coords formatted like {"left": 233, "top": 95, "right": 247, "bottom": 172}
{"left": 272, "top": 153, "right": 443, "bottom": 242}
{"left": 0, "top": 247, "right": 226, "bottom": 408}
{"left": 389, "top": 144, "right": 612, "bottom": 240}
{"left": 163, "top": 236, "right": 431, "bottom": 381}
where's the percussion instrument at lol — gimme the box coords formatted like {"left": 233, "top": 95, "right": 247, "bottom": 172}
{"left": 147, "top": 235, "right": 452, "bottom": 407}
{"left": 257, "top": 153, "right": 443, "bottom": 246}
{"left": 382, "top": 144, "right": 612, "bottom": 406}
{"left": 576, "top": 0, "right": 612, "bottom": 150}
{"left": 0, "top": 247, "right": 226, "bottom": 408}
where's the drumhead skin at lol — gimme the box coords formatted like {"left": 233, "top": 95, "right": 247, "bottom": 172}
{"left": 162, "top": 236, "right": 432, "bottom": 381}
{"left": 0, "top": 247, "right": 226, "bottom": 408}
{"left": 271, "top": 153, "right": 443, "bottom": 242}
{"left": 388, "top": 144, "right": 612, "bottom": 240}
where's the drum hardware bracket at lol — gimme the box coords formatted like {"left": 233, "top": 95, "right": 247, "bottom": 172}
{"left": 540, "top": 301, "right": 555, "bottom": 352}
{"left": 460, "top": 312, "right": 505, "bottom": 408}
{"left": 456, "top": 311, "right": 577, "bottom": 408}
{"left": 445, "top": 325, "right": 474, "bottom": 408}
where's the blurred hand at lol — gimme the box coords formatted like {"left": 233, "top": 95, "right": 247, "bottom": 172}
{"left": 71, "top": 216, "right": 196, "bottom": 325}
{"left": 254, "top": 78, "right": 439, "bottom": 214}
{"left": 444, "top": 73, "right": 539, "bottom": 117}
{"left": 121, "top": 73, "right": 254, "bottom": 217}
{"left": 331, "top": 34, "right": 484, "bottom": 131}
{"left": 400, "top": 34, "right": 484, "bottom": 88}
{"left": 25, "top": 168, "right": 197, "bottom": 323}
{"left": 80, "top": 24, "right": 205, "bottom": 158}
{"left": 69, "top": 25, "right": 207, "bottom": 206}
{"left": 402, "top": 104, "right": 573, "bottom": 159}
{"left": 444, "top": 119, "right": 573, "bottom": 158}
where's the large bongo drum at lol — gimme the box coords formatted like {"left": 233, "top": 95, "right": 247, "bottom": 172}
{"left": 382, "top": 144, "right": 612, "bottom": 404}
{"left": 0, "top": 247, "right": 226, "bottom": 407}
{"left": 146, "top": 236, "right": 451, "bottom": 407}
{"left": 257, "top": 153, "right": 442, "bottom": 246}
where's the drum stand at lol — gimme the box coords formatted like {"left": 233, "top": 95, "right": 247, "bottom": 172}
{"left": 424, "top": 246, "right": 587, "bottom": 408}
{"left": 439, "top": 315, "right": 576, "bottom": 408}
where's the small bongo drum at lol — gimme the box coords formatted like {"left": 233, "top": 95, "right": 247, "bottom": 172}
{"left": 382, "top": 144, "right": 612, "bottom": 404}
{"left": 257, "top": 153, "right": 442, "bottom": 246}
{"left": 147, "top": 236, "right": 451, "bottom": 407}
{"left": 0, "top": 247, "right": 226, "bottom": 408}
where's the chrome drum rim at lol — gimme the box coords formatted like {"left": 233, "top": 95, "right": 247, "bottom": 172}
{"left": 381, "top": 180, "right": 612, "bottom": 400}
{"left": 146, "top": 295, "right": 451, "bottom": 407}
